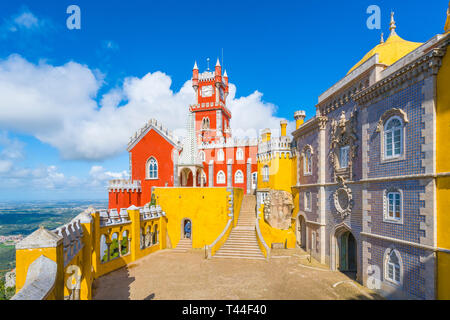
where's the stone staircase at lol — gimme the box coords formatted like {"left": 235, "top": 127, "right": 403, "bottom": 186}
{"left": 173, "top": 238, "right": 192, "bottom": 252}
{"left": 213, "top": 195, "right": 265, "bottom": 260}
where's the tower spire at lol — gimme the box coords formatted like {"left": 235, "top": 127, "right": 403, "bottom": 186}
{"left": 193, "top": 61, "right": 198, "bottom": 70}
{"left": 389, "top": 11, "right": 397, "bottom": 36}
{"left": 216, "top": 58, "right": 221, "bottom": 67}
{"left": 380, "top": 32, "right": 384, "bottom": 44}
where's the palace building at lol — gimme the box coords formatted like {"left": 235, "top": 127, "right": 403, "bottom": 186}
{"left": 108, "top": 60, "right": 258, "bottom": 210}
{"left": 10, "top": 4, "right": 450, "bottom": 301}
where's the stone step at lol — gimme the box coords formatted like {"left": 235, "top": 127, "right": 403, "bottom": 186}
{"left": 213, "top": 253, "right": 265, "bottom": 260}
{"left": 219, "top": 247, "right": 261, "bottom": 251}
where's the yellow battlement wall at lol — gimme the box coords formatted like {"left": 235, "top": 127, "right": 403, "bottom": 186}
{"left": 257, "top": 155, "right": 296, "bottom": 193}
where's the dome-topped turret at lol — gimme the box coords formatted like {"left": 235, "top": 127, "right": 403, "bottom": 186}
{"left": 347, "top": 12, "right": 423, "bottom": 74}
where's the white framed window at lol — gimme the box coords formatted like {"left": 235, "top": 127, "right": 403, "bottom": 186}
{"left": 384, "top": 117, "right": 403, "bottom": 159}
{"left": 385, "top": 249, "right": 402, "bottom": 285}
{"left": 340, "top": 146, "right": 350, "bottom": 169}
{"left": 199, "top": 151, "right": 206, "bottom": 162}
{"left": 146, "top": 157, "right": 158, "bottom": 179}
{"left": 216, "top": 170, "right": 226, "bottom": 184}
{"left": 251, "top": 172, "right": 258, "bottom": 189}
{"left": 262, "top": 165, "right": 269, "bottom": 182}
{"left": 384, "top": 190, "right": 402, "bottom": 223}
{"left": 304, "top": 148, "right": 312, "bottom": 175}
{"left": 234, "top": 170, "right": 244, "bottom": 183}
{"left": 304, "top": 191, "right": 312, "bottom": 212}
{"left": 236, "top": 148, "right": 244, "bottom": 161}
{"left": 217, "top": 149, "right": 224, "bottom": 161}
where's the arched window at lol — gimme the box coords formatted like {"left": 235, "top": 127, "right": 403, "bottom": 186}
{"left": 384, "top": 190, "right": 403, "bottom": 222}
{"left": 121, "top": 230, "right": 129, "bottom": 255}
{"left": 202, "top": 117, "right": 210, "bottom": 130}
{"left": 385, "top": 250, "right": 402, "bottom": 285}
{"left": 217, "top": 149, "right": 224, "bottom": 161}
{"left": 152, "top": 225, "right": 158, "bottom": 245}
{"left": 384, "top": 117, "right": 403, "bottom": 159}
{"left": 147, "top": 157, "right": 158, "bottom": 179}
{"left": 251, "top": 172, "right": 258, "bottom": 189}
{"left": 217, "top": 171, "right": 226, "bottom": 184}
{"left": 263, "top": 165, "right": 269, "bottom": 182}
{"left": 199, "top": 151, "right": 206, "bottom": 162}
{"left": 235, "top": 170, "right": 244, "bottom": 183}
{"left": 236, "top": 148, "right": 244, "bottom": 161}
{"left": 110, "top": 233, "right": 119, "bottom": 260}
{"left": 304, "top": 148, "right": 312, "bottom": 174}
{"left": 100, "top": 234, "right": 108, "bottom": 263}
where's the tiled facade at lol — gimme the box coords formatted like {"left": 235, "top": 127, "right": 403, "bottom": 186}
{"left": 292, "top": 27, "right": 450, "bottom": 299}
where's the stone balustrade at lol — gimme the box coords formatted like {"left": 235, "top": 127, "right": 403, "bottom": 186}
{"left": 54, "top": 219, "right": 84, "bottom": 267}
{"left": 99, "top": 208, "right": 132, "bottom": 227}
{"left": 140, "top": 205, "right": 166, "bottom": 221}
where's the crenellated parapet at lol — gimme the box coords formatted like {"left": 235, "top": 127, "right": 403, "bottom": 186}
{"left": 108, "top": 179, "right": 141, "bottom": 192}
{"left": 198, "top": 136, "right": 258, "bottom": 150}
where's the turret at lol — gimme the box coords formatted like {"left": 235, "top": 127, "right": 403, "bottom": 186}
{"left": 280, "top": 120, "right": 288, "bottom": 137}
{"left": 294, "top": 111, "right": 306, "bottom": 130}
{"left": 445, "top": 1, "right": 450, "bottom": 33}
{"left": 261, "top": 128, "right": 271, "bottom": 142}
{"left": 215, "top": 58, "right": 222, "bottom": 86}
{"left": 192, "top": 61, "right": 199, "bottom": 91}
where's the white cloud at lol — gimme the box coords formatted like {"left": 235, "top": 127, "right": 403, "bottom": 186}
{"left": 1, "top": 8, "right": 48, "bottom": 36}
{"left": 89, "top": 165, "right": 129, "bottom": 187}
{"left": 0, "top": 55, "right": 292, "bottom": 161}
{"left": 13, "top": 11, "right": 39, "bottom": 29}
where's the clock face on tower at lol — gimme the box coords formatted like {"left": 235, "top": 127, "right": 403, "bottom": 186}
{"left": 201, "top": 85, "right": 213, "bottom": 97}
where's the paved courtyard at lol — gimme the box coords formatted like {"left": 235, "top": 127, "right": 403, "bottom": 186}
{"left": 93, "top": 248, "right": 382, "bottom": 300}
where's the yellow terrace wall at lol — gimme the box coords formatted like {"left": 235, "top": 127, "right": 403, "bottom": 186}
{"left": 436, "top": 48, "right": 450, "bottom": 300}
{"left": 153, "top": 187, "right": 239, "bottom": 249}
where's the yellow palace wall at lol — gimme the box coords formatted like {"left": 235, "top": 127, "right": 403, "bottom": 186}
{"left": 436, "top": 47, "right": 450, "bottom": 300}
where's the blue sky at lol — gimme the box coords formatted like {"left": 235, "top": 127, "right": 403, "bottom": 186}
{"left": 0, "top": 0, "right": 448, "bottom": 201}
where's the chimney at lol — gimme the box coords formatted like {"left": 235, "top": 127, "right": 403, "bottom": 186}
{"left": 280, "top": 120, "right": 288, "bottom": 137}
{"left": 294, "top": 111, "right": 306, "bottom": 130}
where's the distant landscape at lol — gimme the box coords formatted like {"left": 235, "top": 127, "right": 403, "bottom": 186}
{"left": 0, "top": 200, "right": 108, "bottom": 276}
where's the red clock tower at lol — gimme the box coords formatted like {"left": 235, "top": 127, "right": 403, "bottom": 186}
{"left": 190, "top": 59, "right": 231, "bottom": 144}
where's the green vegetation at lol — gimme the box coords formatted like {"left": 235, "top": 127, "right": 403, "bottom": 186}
{"left": 0, "top": 278, "right": 15, "bottom": 300}
{"left": 121, "top": 237, "right": 128, "bottom": 255}
{"left": 0, "top": 243, "right": 15, "bottom": 276}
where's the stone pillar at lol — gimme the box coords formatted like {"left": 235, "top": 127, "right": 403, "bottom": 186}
{"left": 318, "top": 118, "right": 327, "bottom": 264}
{"left": 127, "top": 205, "right": 141, "bottom": 262}
{"left": 192, "top": 168, "right": 197, "bottom": 187}
{"left": 227, "top": 159, "right": 233, "bottom": 188}
{"left": 209, "top": 160, "right": 214, "bottom": 187}
{"left": 246, "top": 158, "right": 252, "bottom": 194}
{"left": 79, "top": 209, "right": 93, "bottom": 300}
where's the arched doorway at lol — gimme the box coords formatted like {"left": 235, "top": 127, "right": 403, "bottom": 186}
{"left": 337, "top": 230, "right": 357, "bottom": 274}
{"left": 181, "top": 218, "right": 192, "bottom": 240}
{"left": 297, "top": 215, "right": 306, "bottom": 249}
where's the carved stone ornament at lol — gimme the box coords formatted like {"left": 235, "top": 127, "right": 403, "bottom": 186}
{"left": 329, "top": 109, "right": 358, "bottom": 181}
{"left": 333, "top": 176, "right": 353, "bottom": 219}
{"left": 376, "top": 108, "right": 409, "bottom": 133}
{"left": 263, "top": 190, "right": 294, "bottom": 230}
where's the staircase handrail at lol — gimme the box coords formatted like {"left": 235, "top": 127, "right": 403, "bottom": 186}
{"left": 206, "top": 218, "right": 233, "bottom": 259}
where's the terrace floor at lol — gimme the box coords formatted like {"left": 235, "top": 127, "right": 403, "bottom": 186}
{"left": 92, "top": 248, "right": 382, "bottom": 300}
